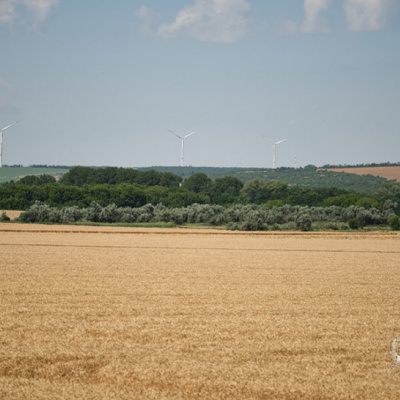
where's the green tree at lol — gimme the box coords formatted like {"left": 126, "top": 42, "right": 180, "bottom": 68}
{"left": 159, "top": 172, "right": 182, "bottom": 188}
{"left": 388, "top": 216, "right": 400, "bottom": 230}
{"left": 210, "top": 176, "right": 243, "bottom": 205}
{"left": 241, "top": 180, "right": 288, "bottom": 204}
{"left": 19, "top": 174, "right": 56, "bottom": 186}
{"left": 182, "top": 173, "right": 212, "bottom": 194}
{"left": 374, "top": 183, "right": 400, "bottom": 214}
{"left": 114, "top": 184, "right": 147, "bottom": 208}
{"left": 59, "top": 166, "right": 94, "bottom": 186}
{"left": 323, "top": 193, "right": 363, "bottom": 208}
{"left": 116, "top": 168, "right": 139, "bottom": 184}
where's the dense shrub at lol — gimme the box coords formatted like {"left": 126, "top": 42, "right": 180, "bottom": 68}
{"left": 16, "top": 201, "right": 393, "bottom": 231}
{"left": 99, "top": 204, "right": 120, "bottom": 223}
{"left": 240, "top": 211, "right": 265, "bottom": 231}
{"left": 296, "top": 214, "right": 312, "bottom": 231}
{"left": 83, "top": 201, "right": 103, "bottom": 222}
{"left": 388, "top": 215, "right": 400, "bottom": 231}
{"left": 0, "top": 212, "right": 10, "bottom": 221}
{"left": 18, "top": 201, "right": 61, "bottom": 223}
{"left": 348, "top": 218, "right": 363, "bottom": 229}
{"left": 169, "top": 209, "right": 187, "bottom": 225}
{"left": 61, "top": 206, "right": 83, "bottom": 223}
{"left": 226, "top": 222, "right": 239, "bottom": 231}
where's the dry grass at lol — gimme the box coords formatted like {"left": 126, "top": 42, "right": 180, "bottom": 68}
{"left": 323, "top": 166, "right": 400, "bottom": 182}
{"left": 1, "top": 224, "right": 400, "bottom": 399}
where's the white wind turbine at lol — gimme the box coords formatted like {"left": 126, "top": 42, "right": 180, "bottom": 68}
{"left": 0, "top": 121, "right": 19, "bottom": 168}
{"left": 267, "top": 138, "right": 287, "bottom": 169}
{"left": 168, "top": 130, "right": 195, "bottom": 167}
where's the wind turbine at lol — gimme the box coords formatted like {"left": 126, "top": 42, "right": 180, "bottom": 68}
{"left": 267, "top": 138, "right": 287, "bottom": 169}
{"left": 168, "top": 130, "right": 195, "bottom": 167}
{"left": 0, "top": 121, "right": 19, "bottom": 168}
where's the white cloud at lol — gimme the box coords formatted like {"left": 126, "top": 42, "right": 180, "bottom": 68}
{"left": 157, "top": 0, "right": 251, "bottom": 43}
{"left": 302, "top": 0, "right": 331, "bottom": 33}
{"left": 0, "top": 1, "right": 15, "bottom": 23}
{"left": 282, "top": 0, "right": 331, "bottom": 34}
{"left": 0, "top": 0, "right": 59, "bottom": 26}
{"left": 135, "top": 5, "right": 159, "bottom": 36}
{"left": 344, "top": 0, "right": 395, "bottom": 31}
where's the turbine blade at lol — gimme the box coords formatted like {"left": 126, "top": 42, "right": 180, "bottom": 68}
{"left": 1, "top": 121, "right": 19, "bottom": 131}
{"left": 275, "top": 139, "right": 287, "bottom": 145}
{"left": 183, "top": 131, "right": 195, "bottom": 139}
{"left": 167, "top": 129, "right": 182, "bottom": 139}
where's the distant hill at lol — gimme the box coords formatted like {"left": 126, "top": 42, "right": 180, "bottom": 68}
{"left": 321, "top": 166, "right": 400, "bottom": 182}
{"left": 140, "top": 166, "right": 393, "bottom": 194}
{"left": 2, "top": 165, "right": 396, "bottom": 195}
{"left": 0, "top": 167, "right": 69, "bottom": 184}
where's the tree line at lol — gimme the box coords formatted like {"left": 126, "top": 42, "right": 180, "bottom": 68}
{"left": 0, "top": 182, "right": 208, "bottom": 210}
{"left": 0, "top": 168, "right": 399, "bottom": 216}
{"left": 16, "top": 201, "right": 399, "bottom": 231}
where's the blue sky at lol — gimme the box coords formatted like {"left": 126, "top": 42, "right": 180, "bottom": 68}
{"left": 0, "top": 0, "right": 399, "bottom": 168}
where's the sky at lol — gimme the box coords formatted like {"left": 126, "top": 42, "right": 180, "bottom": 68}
{"left": 0, "top": 0, "right": 399, "bottom": 169}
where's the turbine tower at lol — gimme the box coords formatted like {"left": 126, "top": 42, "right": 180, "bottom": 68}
{"left": 168, "top": 130, "right": 195, "bottom": 167}
{"left": 0, "top": 121, "right": 19, "bottom": 168}
{"left": 268, "top": 138, "right": 287, "bottom": 169}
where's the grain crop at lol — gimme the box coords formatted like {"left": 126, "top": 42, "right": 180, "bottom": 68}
{"left": 323, "top": 166, "right": 400, "bottom": 182}
{"left": 1, "top": 224, "right": 400, "bottom": 399}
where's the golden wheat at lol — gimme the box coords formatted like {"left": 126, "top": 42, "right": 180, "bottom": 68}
{"left": 1, "top": 224, "right": 399, "bottom": 399}
{"left": 323, "top": 166, "right": 400, "bottom": 182}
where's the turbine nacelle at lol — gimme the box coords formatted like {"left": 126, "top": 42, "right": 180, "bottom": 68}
{"left": 267, "top": 138, "right": 287, "bottom": 146}
{"left": 267, "top": 138, "right": 287, "bottom": 169}
{"left": 167, "top": 129, "right": 195, "bottom": 167}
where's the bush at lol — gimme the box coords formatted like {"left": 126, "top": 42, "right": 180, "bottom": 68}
{"left": 388, "top": 215, "right": 400, "bottom": 231}
{"left": 18, "top": 201, "right": 61, "bottom": 223}
{"left": 296, "top": 214, "right": 312, "bottom": 231}
{"left": 209, "top": 213, "right": 226, "bottom": 226}
{"left": 226, "top": 222, "right": 239, "bottom": 231}
{"left": 83, "top": 201, "right": 102, "bottom": 222}
{"left": 169, "top": 209, "right": 187, "bottom": 225}
{"left": 137, "top": 212, "right": 153, "bottom": 223}
{"left": 269, "top": 223, "right": 281, "bottom": 231}
{"left": 61, "top": 206, "right": 83, "bottom": 223}
{"left": 280, "top": 221, "right": 297, "bottom": 231}
{"left": 119, "top": 208, "right": 137, "bottom": 223}
{"left": 325, "top": 222, "right": 339, "bottom": 230}
{"left": 0, "top": 212, "right": 10, "bottom": 221}
{"left": 99, "top": 204, "right": 120, "bottom": 223}
{"left": 348, "top": 218, "right": 363, "bottom": 229}
{"left": 240, "top": 212, "right": 264, "bottom": 231}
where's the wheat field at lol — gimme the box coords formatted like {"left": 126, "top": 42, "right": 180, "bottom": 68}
{"left": 1, "top": 224, "right": 400, "bottom": 399}
{"left": 323, "top": 166, "right": 400, "bottom": 182}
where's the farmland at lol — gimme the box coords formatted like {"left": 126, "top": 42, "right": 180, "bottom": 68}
{"left": 0, "top": 167, "right": 69, "bottom": 185}
{"left": 324, "top": 166, "right": 400, "bottom": 182}
{"left": 0, "top": 210, "right": 22, "bottom": 220}
{"left": 1, "top": 224, "right": 400, "bottom": 399}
